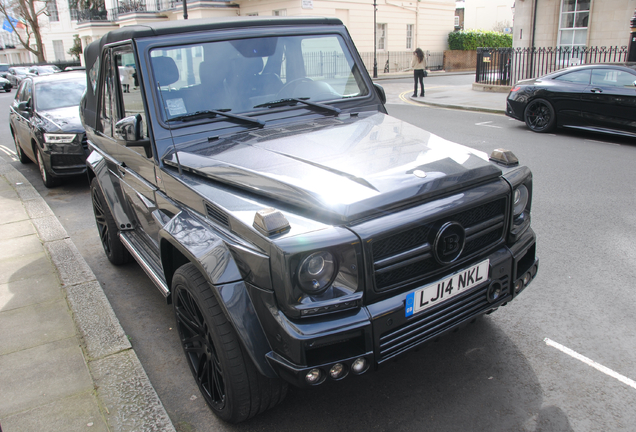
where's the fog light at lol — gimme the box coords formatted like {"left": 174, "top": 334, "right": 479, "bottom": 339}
{"left": 351, "top": 358, "right": 368, "bottom": 375}
{"left": 487, "top": 281, "right": 502, "bottom": 303}
{"left": 523, "top": 272, "right": 532, "bottom": 285}
{"left": 305, "top": 368, "right": 322, "bottom": 384}
{"left": 329, "top": 363, "right": 345, "bottom": 379}
{"left": 514, "top": 279, "right": 523, "bottom": 293}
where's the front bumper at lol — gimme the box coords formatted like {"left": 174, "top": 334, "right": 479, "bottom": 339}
{"left": 253, "top": 228, "right": 538, "bottom": 388}
{"left": 42, "top": 134, "right": 89, "bottom": 177}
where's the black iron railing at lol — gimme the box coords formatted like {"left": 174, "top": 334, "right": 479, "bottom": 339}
{"left": 358, "top": 51, "right": 444, "bottom": 75}
{"left": 476, "top": 46, "right": 629, "bottom": 86}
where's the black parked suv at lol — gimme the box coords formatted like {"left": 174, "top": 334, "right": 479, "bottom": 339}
{"left": 81, "top": 17, "right": 538, "bottom": 423}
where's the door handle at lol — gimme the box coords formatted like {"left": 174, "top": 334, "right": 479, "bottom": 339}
{"left": 590, "top": 88, "right": 603, "bottom": 93}
{"left": 118, "top": 165, "right": 126, "bottom": 176}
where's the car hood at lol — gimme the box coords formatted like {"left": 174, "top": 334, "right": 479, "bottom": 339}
{"left": 38, "top": 106, "right": 83, "bottom": 132}
{"left": 170, "top": 112, "right": 502, "bottom": 223}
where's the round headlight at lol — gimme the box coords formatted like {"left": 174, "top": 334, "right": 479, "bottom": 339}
{"left": 298, "top": 251, "right": 336, "bottom": 294}
{"left": 513, "top": 185, "right": 529, "bottom": 217}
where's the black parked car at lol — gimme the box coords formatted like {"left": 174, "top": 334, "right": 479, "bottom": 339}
{"left": 506, "top": 63, "right": 636, "bottom": 137}
{"left": 9, "top": 72, "right": 88, "bottom": 187}
{"left": 0, "top": 76, "right": 12, "bottom": 92}
{"left": 82, "top": 17, "right": 538, "bottom": 423}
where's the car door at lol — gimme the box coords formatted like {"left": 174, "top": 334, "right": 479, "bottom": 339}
{"left": 547, "top": 69, "right": 591, "bottom": 127}
{"left": 105, "top": 44, "right": 162, "bottom": 251}
{"left": 11, "top": 79, "right": 35, "bottom": 160}
{"left": 581, "top": 67, "right": 636, "bottom": 134}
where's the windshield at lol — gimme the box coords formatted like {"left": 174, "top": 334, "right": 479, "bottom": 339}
{"left": 150, "top": 34, "right": 368, "bottom": 120}
{"left": 35, "top": 78, "right": 87, "bottom": 111}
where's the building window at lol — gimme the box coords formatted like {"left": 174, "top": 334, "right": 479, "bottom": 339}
{"left": 272, "top": 9, "right": 286, "bottom": 16}
{"left": 47, "top": 0, "right": 59, "bottom": 22}
{"left": 377, "top": 23, "right": 386, "bottom": 50}
{"left": 68, "top": 0, "right": 78, "bottom": 20}
{"left": 454, "top": 16, "right": 460, "bottom": 27}
{"left": 246, "top": 12, "right": 258, "bottom": 16}
{"left": 53, "top": 40, "right": 65, "bottom": 61}
{"left": 406, "top": 24, "right": 413, "bottom": 49}
{"left": 558, "top": 0, "right": 589, "bottom": 49}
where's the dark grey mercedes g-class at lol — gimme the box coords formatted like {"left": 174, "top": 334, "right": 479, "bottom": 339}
{"left": 81, "top": 17, "right": 538, "bottom": 423}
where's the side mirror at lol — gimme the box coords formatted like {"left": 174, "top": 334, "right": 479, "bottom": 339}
{"left": 373, "top": 83, "right": 386, "bottom": 105}
{"left": 17, "top": 100, "right": 31, "bottom": 111}
{"left": 115, "top": 114, "right": 142, "bottom": 141}
{"left": 115, "top": 114, "right": 153, "bottom": 158}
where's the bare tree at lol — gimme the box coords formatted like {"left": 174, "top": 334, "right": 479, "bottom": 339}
{"left": 0, "top": 0, "right": 48, "bottom": 62}
{"left": 492, "top": 20, "right": 512, "bottom": 34}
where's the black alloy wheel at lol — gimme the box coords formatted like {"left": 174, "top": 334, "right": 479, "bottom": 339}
{"left": 11, "top": 129, "right": 29, "bottom": 164}
{"left": 172, "top": 263, "right": 287, "bottom": 423}
{"left": 524, "top": 98, "right": 556, "bottom": 133}
{"left": 90, "top": 178, "right": 131, "bottom": 265}
{"left": 36, "top": 147, "right": 60, "bottom": 188}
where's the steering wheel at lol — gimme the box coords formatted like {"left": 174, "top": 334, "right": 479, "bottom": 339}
{"left": 275, "top": 77, "right": 314, "bottom": 99}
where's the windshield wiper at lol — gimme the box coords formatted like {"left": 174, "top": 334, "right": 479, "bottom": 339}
{"left": 253, "top": 98, "right": 341, "bottom": 115}
{"left": 166, "top": 109, "right": 265, "bottom": 128}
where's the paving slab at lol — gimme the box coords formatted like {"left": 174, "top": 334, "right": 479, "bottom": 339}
{"left": 0, "top": 299, "right": 76, "bottom": 356}
{"left": 0, "top": 275, "right": 63, "bottom": 312}
{"left": 0, "top": 337, "right": 93, "bottom": 417}
{"left": 0, "top": 220, "right": 36, "bottom": 241}
{"left": 0, "top": 392, "right": 109, "bottom": 432}
{"left": 0, "top": 252, "right": 55, "bottom": 285}
{"left": 0, "top": 235, "right": 43, "bottom": 261}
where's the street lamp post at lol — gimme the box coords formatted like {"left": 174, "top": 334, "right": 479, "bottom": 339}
{"left": 373, "top": 0, "right": 377, "bottom": 78}
{"left": 183, "top": 0, "right": 188, "bottom": 19}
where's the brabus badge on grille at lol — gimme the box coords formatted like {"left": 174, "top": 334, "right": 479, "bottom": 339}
{"left": 433, "top": 222, "right": 466, "bottom": 264}
{"left": 413, "top": 169, "right": 427, "bottom": 178}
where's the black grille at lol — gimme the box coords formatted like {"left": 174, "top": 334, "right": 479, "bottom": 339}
{"left": 378, "top": 276, "right": 509, "bottom": 361}
{"left": 372, "top": 198, "right": 506, "bottom": 292}
{"left": 205, "top": 202, "right": 229, "bottom": 227}
{"left": 81, "top": 134, "right": 88, "bottom": 150}
{"left": 50, "top": 154, "right": 86, "bottom": 168}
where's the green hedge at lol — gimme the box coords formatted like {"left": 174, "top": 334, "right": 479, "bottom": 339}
{"left": 448, "top": 31, "right": 512, "bottom": 50}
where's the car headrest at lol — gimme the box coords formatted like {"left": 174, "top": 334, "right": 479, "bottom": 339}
{"left": 151, "top": 56, "right": 179, "bottom": 86}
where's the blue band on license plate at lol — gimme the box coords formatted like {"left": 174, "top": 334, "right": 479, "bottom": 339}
{"left": 405, "top": 259, "right": 490, "bottom": 317}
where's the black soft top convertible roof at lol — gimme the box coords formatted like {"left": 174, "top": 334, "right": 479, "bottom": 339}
{"left": 83, "top": 16, "right": 342, "bottom": 76}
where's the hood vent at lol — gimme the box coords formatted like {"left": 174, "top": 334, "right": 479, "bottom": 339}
{"left": 204, "top": 202, "right": 229, "bottom": 227}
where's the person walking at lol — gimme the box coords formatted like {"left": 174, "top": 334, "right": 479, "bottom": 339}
{"left": 411, "top": 48, "right": 427, "bottom": 97}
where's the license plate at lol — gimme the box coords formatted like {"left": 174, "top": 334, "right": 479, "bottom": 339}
{"left": 405, "top": 259, "right": 490, "bottom": 317}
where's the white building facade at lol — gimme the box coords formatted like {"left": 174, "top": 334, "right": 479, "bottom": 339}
{"left": 7, "top": 0, "right": 456, "bottom": 67}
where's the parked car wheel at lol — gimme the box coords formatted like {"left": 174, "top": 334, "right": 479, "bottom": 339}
{"left": 172, "top": 263, "right": 288, "bottom": 423}
{"left": 36, "top": 147, "right": 60, "bottom": 187}
{"left": 11, "top": 129, "right": 30, "bottom": 164}
{"left": 90, "top": 178, "right": 132, "bottom": 265}
{"left": 523, "top": 98, "right": 556, "bottom": 133}
{"left": 5, "top": 88, "right": 10, "bottom": 92}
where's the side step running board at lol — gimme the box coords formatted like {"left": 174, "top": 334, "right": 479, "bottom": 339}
{"left": 119, "top": 232, "right": 170, "bottom": 299}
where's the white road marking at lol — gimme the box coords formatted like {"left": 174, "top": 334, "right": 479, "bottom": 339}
{"left": 475, "top": 121, "right": 502, "bottom": 128}
{"left": 544, "top": 338, "right": 636, "bottom": 390}
{"left": 0, "top": 145, "right": 16, "bottom": 156}
{"left": 585, "top": 139, "right": 620, "bottom": 146}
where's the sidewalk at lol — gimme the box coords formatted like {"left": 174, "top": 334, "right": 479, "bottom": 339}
{"left": 0, "top": 158, "right": 175, "bottom": 432}
{"left": 374, "top": 70, "right": 509, "bottom": 114}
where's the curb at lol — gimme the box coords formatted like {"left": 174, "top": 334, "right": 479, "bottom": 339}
{"left": 0, "top": 158, "right": 176, "bottom": 432}
{"left": 408, "top": 95, "right": 506, "bottom": 114}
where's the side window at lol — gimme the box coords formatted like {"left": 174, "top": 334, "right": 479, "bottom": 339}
{"left": 554, "top": 69, "right": 590, "bottom": 84}
{"left": 591, "top": 69, "right": 636, "bottom": 88}
{"left": 113, "top": 46, "right": 148, "bottom": 139}
{"left": 99, "top": 50, "right": 114, "bottom": 137}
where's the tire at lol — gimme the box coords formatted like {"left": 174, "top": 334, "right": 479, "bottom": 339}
{"left": 11, "top": 128, "right": 29, "bottom": 164}
{"left": 524, "top": 98, "right": 556, "bottom": 133}
{"left": 172, "top": 263, "right": 287, "bottom": 423}
{"left": 36, "top": 147, "right": 60, "bottom": 188}
{"left": 90, "top": 178, "right": 132, "bottom": 265}
{"left": 5, "top": 88, "right": 10, "bottom": 93}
